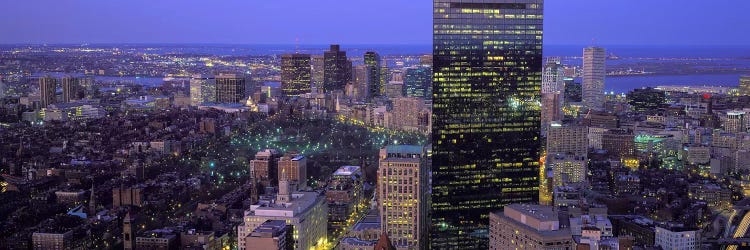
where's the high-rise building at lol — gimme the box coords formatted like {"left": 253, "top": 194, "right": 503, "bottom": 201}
{"left": 215, "top": 73, "right": 247, "bottom": 104}
{"left": 352, "top": 65, "right": 371, "bottom": 100}
{"left": 725, "top": 111, "right": 747, "bottom": 134}
{"left": 740, "top": 76, "right": 750, "bottom": 96}
{"left": 326, "top": 166, "right": 364, "bottom": 232}
{"left": 583, "top": 47, "right": 606, "bottom": 111}
{"left": 61, "top": 76, "right": 80, "bottom": 103}
{"left": 549, "top": 153, "right": 587, "bottom": 187}
{"left": 403, "top": 66, "right": 432, "bottom": 99}
{"left": 378, "top": 145, "right": 429, "bottom": 249}
{"left": 489, "top": 204, "right": 573, "bottom": 250}
{"left": 190, "top": 74, "right": 216, "bottom": 106}
{"left": 250, "top": 149, "right": 281, "bottom": 188}
{"left": 432, "top": 1, "right": 544, "bottom": 248}
{"left": 277, "top": 153, "right": 307, "bottom": 190}
{"left": 541, "top": 58, "right": 565, "bottom": 127}
{"left": 281, "top": 54, "right": 312, "bottom": 96}
{"left": 323, "top": 45, "right": 351, "bottom": 93}
{"left": 244, "top": 220, "right": 291, "bottom": 250}
{"left": 546, "top": 123, "right": 588, "bottom": 156}
{"left": 364, "top": 52, "right": 382, "bottom": 98}
{"left": 39, "top": 76, "right": 57, "bottom": 108}
{"left": 311, "top": 55, "right": 325, "bottom": 92}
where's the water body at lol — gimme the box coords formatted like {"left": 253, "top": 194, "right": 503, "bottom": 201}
{"left": 595, "top": 74, "right": 743, "bottom": 94}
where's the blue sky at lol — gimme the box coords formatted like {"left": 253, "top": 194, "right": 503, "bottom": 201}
{"left": 0, "top": 1, "right": 747, "bottom": 45}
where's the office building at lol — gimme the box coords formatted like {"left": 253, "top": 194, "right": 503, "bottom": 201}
{"left": 277, "top": 153, "right": 307, "bottom": 190}
{"left": 250, "top": 149, "right": 281, "bottom": 188}
{"left": 725, "top": 111, "right": 746, "bottom": 134}
{"left": 244, "top": 220, "right": 292, "bottom": 250}
{"left": 541, "top": 58, "right": 564, "bottom": 127}
{"left": 654, "top": 226, "right": 699, "bottom": 250}
{"left": 311, "top": 55, "right": 325, "bottom": 91}
{"left": 281, "top": 54, "right": 312, "bottom": 96}
{"left": 549, "top": 153, "right": 587, "bottom": 187}
{"left": 740, "top": 76, "right": 750, "bottom": 96}
{"left": 352, "top": 65, "right": 371, "bottom": 100}
{"left": 39, "top": 76, "right": 57, "bottom": 108}
{"left": 237, "top": 184, "right": 328, "bottom": 250}
{"left": 489, "top": 204, "right": 573, "bottom": 250}
{"left": 190, "top": 74, "right": 216, "bottom": 105}
{"left": 364, "top": 51, "right": 382, "bottom": 98}
{"left": 546, "top": 123, "right": 588, "bottom": 156}
{"left": 323, "top": 44, "right": 351, "bottom": 92}
{"left": 326, "top": 166, "right": 364, "bottom": 231}
{"left": 378, "top": 145, "right": 429, "bottom": 249}
{"left": 583, "top": 47, "right": 606, "bottom": 111}
{"left": 432, "top": 1, "right": 544, "bottom": 248}
{"left": 61, "top": 76, "right": 80, "bottom": 103}
{"left": 215, "top": 73, "right": 247, "bottom": 104}
{"left": 403, "top": 66, "right": 432, "bottom": 99}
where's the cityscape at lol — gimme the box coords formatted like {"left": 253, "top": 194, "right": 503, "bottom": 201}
{"left": 1, "top": 1, "right": 750, "bottom": 250}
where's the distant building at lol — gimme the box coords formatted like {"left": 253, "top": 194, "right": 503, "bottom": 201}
{"left": 190, "top": 74, "right": 216, "bottom": 106}
{"left": 627, "top": 87, "right": 666, "bottom": 112}
{"left": 378, "top": 145, "right": 429, "bottom": 249}
{"left": 725, "top": 111, "right": 747, "bottom": 134}
{"left": 323, "top": 44, "right": 351, "bottom": 93}
{"left": 583, "top": 47, "right": 606, "bottom": 111}
{"left": 136, "top": 230, "right": 178, "bottom": 250}
{"left": 113, "top": 187, "right": 144, "bottom": 207}
{"left": 364, "top": 52, "right": 382, "bottom": 98}
{"left": 654, "top": 226, "right": 699, "bottom": 250}
{"left": 215, "top": 73, "right": 247, "bottom": 104}
{"left": 281, "top": 54, "right": 312, "bottom": 96}
{"left": 311, "top": 55, "right": 325, "bottom": 91}
{"left": 489, "top": 204, "right": 573, "bottom": 250}
{"left": 244, "top": 220, "right": 292, "bottom": 250}
{"left": 403, "top": 66, "right": 431, "bottom": 99}
{"left": 388, "top": 97, "right": 430, "bottom": 133}
{"left": 739, "top": 76, "right": 750, "bottom": 96}
{"left": 546, "top": 123, "right": 588, "bottom": 156}
{"left": 351, "top": 65, "right": 371, "bottom": 100}
{"left": 123, "top": 213, "right": 136, "bottom": 250}
{"left": 61, "top": 76, "right": 81, "bottom": 103}
{"left": 39, "top": 76, "right": 58, "bottom": 108}
{"left": 601, "top": 130, "right": 635, "bottom": 158}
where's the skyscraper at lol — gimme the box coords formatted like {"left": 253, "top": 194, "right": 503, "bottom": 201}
{"left": 403, "top": 66, "right": 432, "bottom": 99}
{"left": 215, "top": 73, "right": 246, "bottom": 104}
{"left": 311, "top": 55, "right": 325, "bottom": 92}
{"left": 541, "top": 57, "right": 564, "bottom": 127}
{"left": 39, "top": 76, "right": 57, "bottom": 108}
{"left": 281, "top": 54, "right": 312, "bottom": 96}
{"left": 189, "top": 74, "right": 216, "bottom": 106}
{"left": 432, "top": 1, "right": 544, "bottom": 248}
{"left": 61, "top": 76, "right": 79, "bottom": 103}
{"left": 364, "top": 52, "right": 382, "bottom": 99}
{"left": 323, "top": 44, "right": 351, "bottom": 93}
{"left": 378, "top": 145, "right": 429, "bottom": 249}
{"left": 583, "top": 47, "right": 606, "bottom": 111}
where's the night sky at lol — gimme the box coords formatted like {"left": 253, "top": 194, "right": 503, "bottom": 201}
{"left": 0, "top": 0, "right": 747, "bottom": 45}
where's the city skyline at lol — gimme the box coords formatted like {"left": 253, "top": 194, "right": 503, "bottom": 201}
{"left": 1, "top": 1, "right": 749, "bottom": 46}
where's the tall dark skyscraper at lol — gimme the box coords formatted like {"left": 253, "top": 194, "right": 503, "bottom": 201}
{"left": 215, "top": 73, "right": 247, "bottom": 104}
{"left": 281, "top": 53, "right": 312, "bottom": 96}
{"left": 323, "top": 44, "right": 351, "bottom": 93}
{"left": 61, "top": 76, "right": 80, "bottom": 103}
{"left": 39, "top": 76, "right": 57, "bottom": 108}
{"left": 432, "top": 0, "right": 544, "bottom": 249}
{"left": 364, "top": 51, "right": 382, "bottom": 98}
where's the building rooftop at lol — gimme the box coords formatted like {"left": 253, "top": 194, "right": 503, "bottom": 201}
{"left": 506, "top": 203, "right": 558, "bottom": 222}
{"left": 333, "top": 166, "right": 361, "bottom": 176}
{"left": 248, "top": 191, "right": 322, "bottom": 218}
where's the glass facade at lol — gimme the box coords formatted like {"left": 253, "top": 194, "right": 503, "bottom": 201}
{"left": 364, "top": 52, "right": 382, "bottom": 99}
{"left": 323, "top": 44, "right": 351, "bottom": 93}
{"left": 281, "top": 54, "right": 312, "bottom": 96}
{"left": 432, "top": 0, "right": 544, "bottom": 248}
{"left": 404, "top": 66, "right": 432, "bottom": 99}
